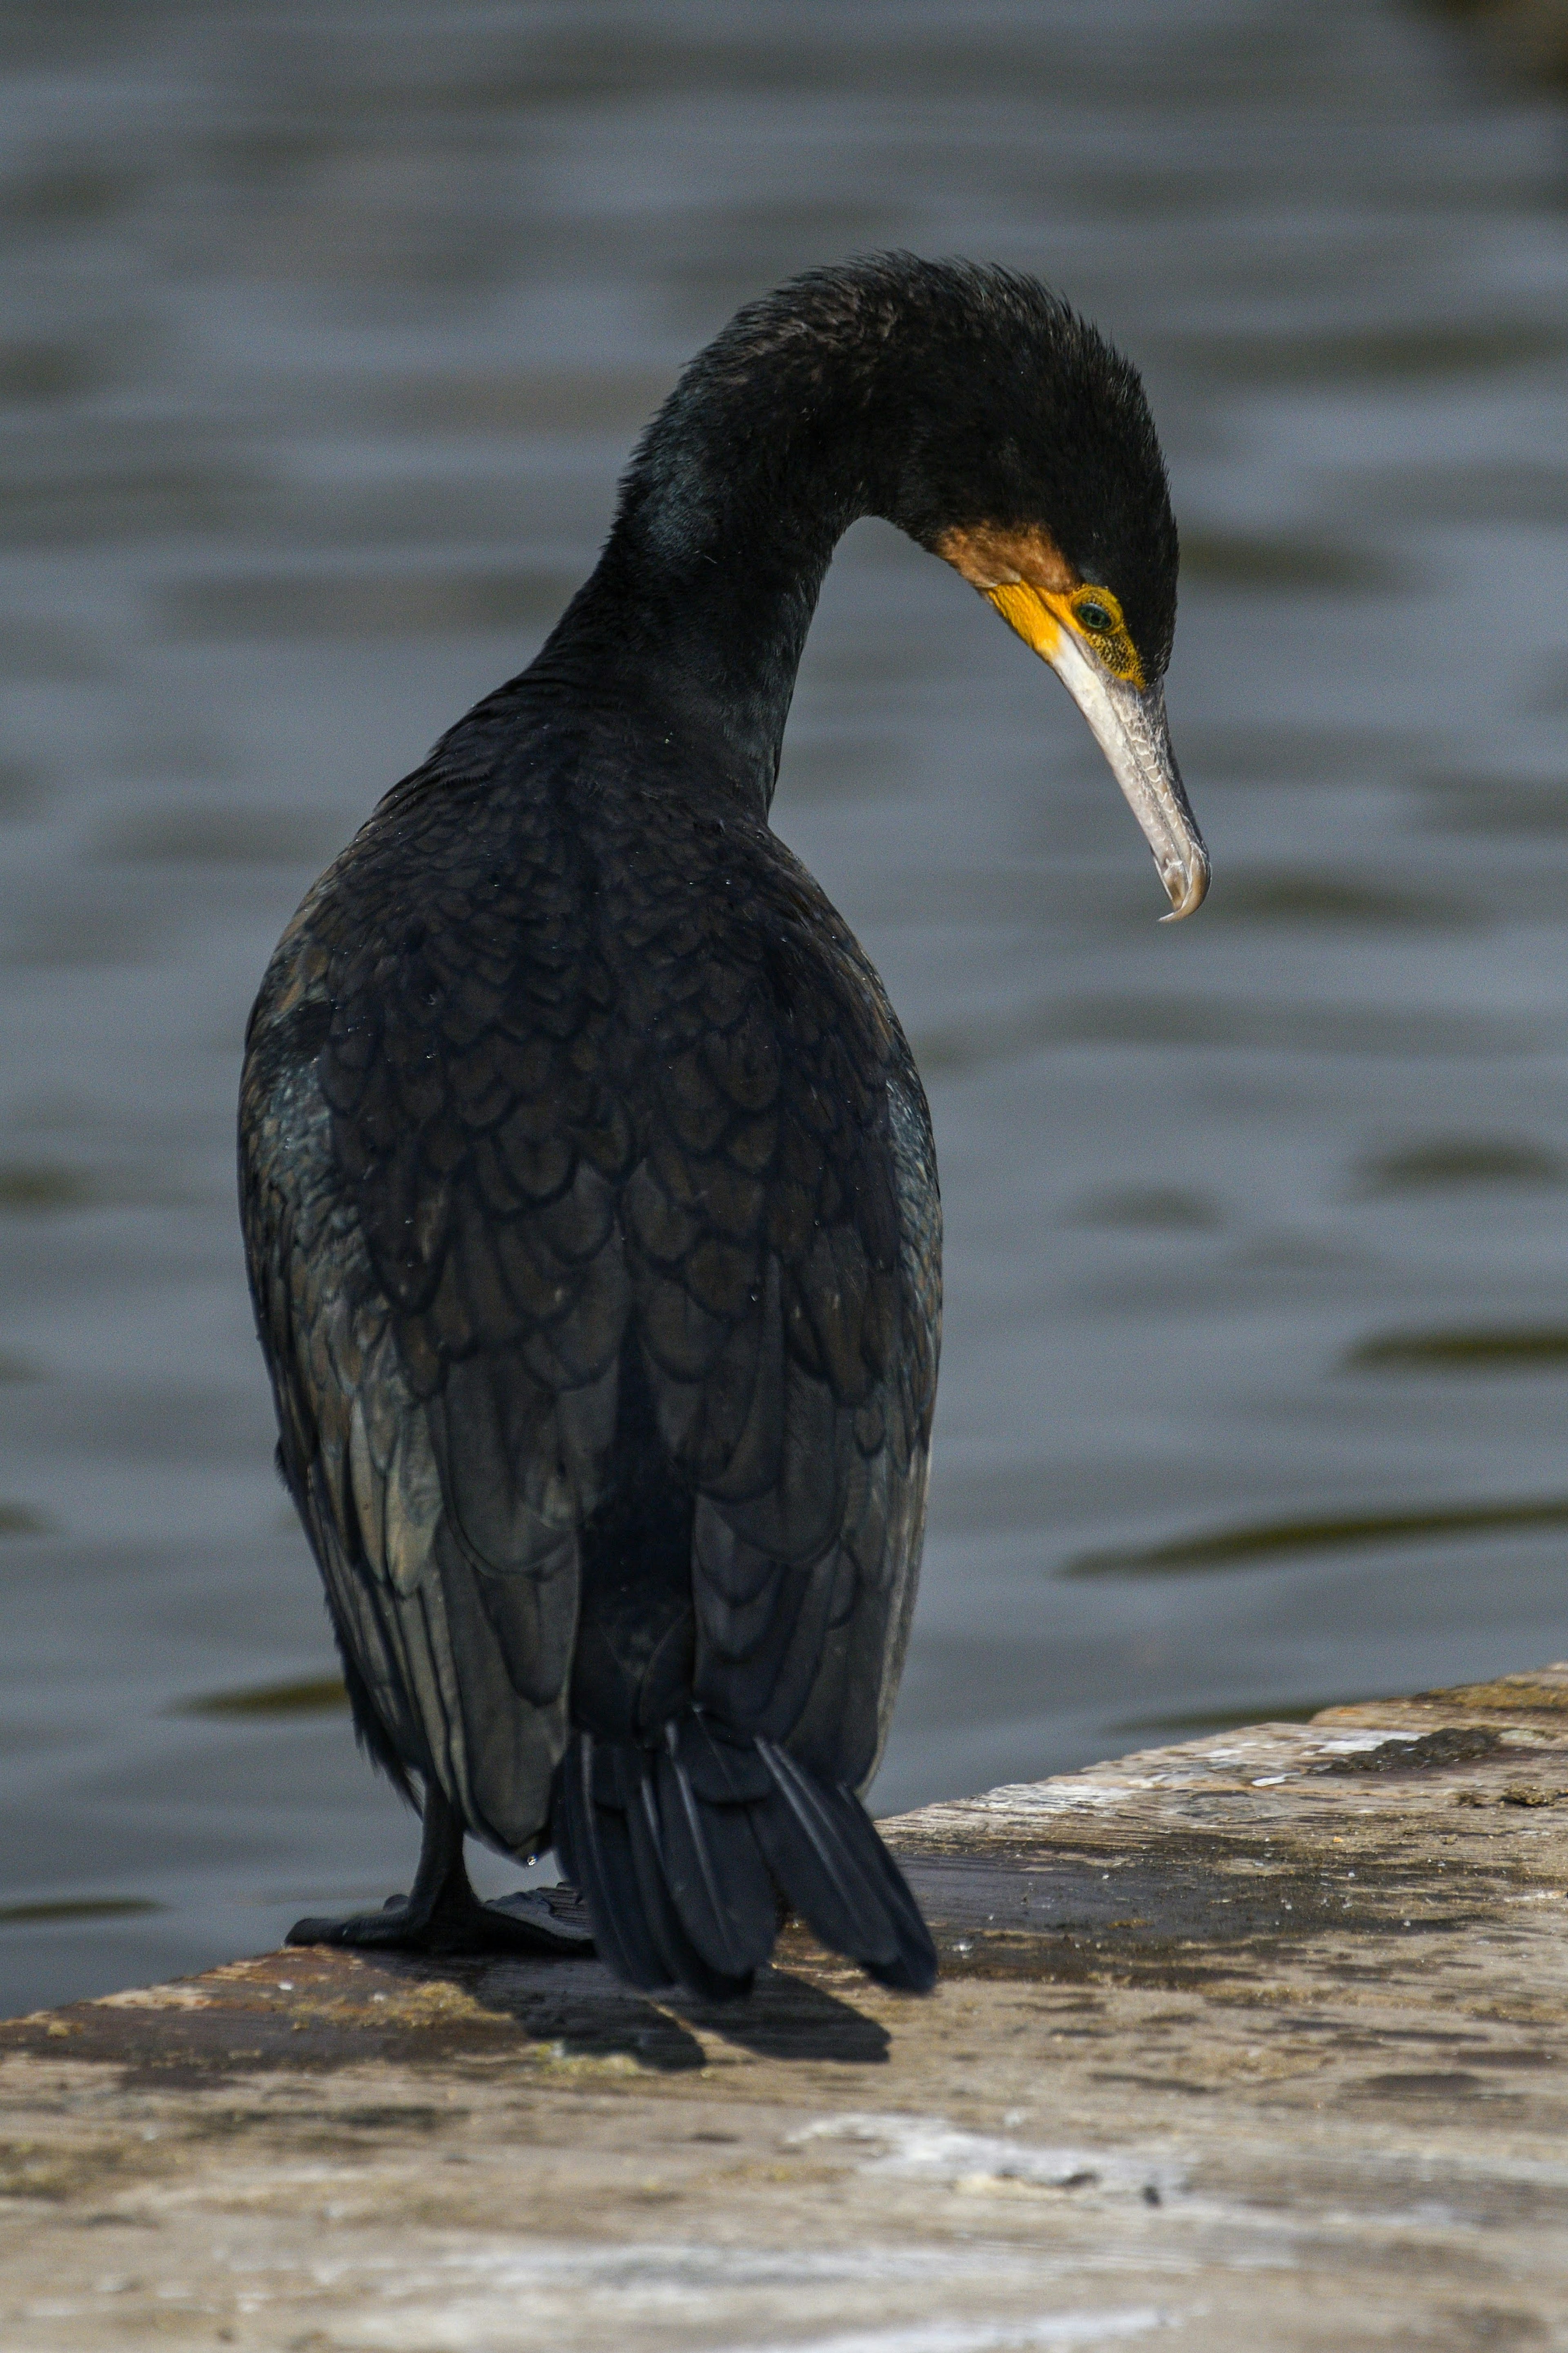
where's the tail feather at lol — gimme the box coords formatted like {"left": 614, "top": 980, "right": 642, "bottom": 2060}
{"left": 553, "top": 1733, "right": 669, "bottom": 1992}
{"left": 621, "top": 1755, "right": 756, "bottom": 2001}
{"left": 653, "top": 1744, "right": 777, "bottom": 1979}
{"left": 753, "top": 1738, "right": 936, "bottom": 1992}
{"left": 748, "top": 1739, "right": 899, "bottom": 1966}
{"left": 551, "top": 1718, "right": 937, "bottom": 2001}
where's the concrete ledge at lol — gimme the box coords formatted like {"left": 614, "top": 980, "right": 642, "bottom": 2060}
{"left": 3, "top": 1668, "right": 1568, "bottom": 2349}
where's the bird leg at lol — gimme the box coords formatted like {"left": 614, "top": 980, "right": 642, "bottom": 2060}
{"left": 286, "top": 1783, "right": 594, "bottom": 1957}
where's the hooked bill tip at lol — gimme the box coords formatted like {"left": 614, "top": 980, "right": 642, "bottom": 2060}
{"left": 1158, "top": 847, "right": 1211, "bottom": 923}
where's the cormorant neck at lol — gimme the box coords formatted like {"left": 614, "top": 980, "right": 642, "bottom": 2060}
{"left": 528, "top": 303, "right": 909, "bottom": 817}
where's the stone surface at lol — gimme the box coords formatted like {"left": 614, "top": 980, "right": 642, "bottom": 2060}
{"left": 4, "top": 1670, "right": 1568, "bottom": 2350}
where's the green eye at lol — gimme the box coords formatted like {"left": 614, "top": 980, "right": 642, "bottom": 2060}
{"left": 1076, "top": 599, "right": 1114, "bottom": 633}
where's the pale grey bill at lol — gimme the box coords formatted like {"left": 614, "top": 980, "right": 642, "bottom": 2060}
{"left": 1049, "top": 629, "right": 1209, "bottom": 921}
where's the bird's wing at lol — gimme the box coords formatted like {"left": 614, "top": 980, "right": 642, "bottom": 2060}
{"left": 243, "top": 781, "right": 939, "bottom": 1827}
{"left": 617, "top": 839, "right": 942, "bottom": 1795}
{"left": 239, "top": 788, "right": 633, "bottom": 1854}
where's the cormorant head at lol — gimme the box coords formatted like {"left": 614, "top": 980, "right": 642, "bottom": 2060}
{"left": 869, "top": 257, "right": 1207, "bottom": 919}
{"left": 611, "top": 255, "right": 1207, "bottom": 913}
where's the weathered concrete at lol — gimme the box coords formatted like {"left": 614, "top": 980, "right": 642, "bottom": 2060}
{"left": 4, "top": 1668, "right": 1568, "bottom": 2351}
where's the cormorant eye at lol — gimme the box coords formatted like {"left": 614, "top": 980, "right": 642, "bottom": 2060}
{"left": 1076, "top": 600, "right": 1114, "bottom": 633}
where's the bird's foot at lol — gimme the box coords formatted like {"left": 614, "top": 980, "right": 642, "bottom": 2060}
{"left": 286, "top": 1783, "right": 595, "bottom": 1958}
{"left": 478, "top": 1885, "right": 595, "bottom": 1954}
{"left": 285, "top": 1894, "right": 444, "bottom": 1953}
{"left": 287, "top": 1880, "right": 593, "bottom": 1958}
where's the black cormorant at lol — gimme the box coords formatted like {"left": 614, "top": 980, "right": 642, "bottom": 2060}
{"left": 240, "top": 255, "right": 1207, "bottom": 2003}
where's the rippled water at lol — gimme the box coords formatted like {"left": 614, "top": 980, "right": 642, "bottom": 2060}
{"left": 4, "top": 0, "right": 1568, "bottom": 2015}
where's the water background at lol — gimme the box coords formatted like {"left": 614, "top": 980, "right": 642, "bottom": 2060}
{"left": 4, "top": 0, "right": 1568, "bottom": 2015}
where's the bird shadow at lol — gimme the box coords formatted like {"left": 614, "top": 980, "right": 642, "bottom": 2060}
{"left": 672, "top": 1967, "right": 890, "bottom": 2065}
{"left": 374, "top": 1953, "right": 889, "bottom": 2074}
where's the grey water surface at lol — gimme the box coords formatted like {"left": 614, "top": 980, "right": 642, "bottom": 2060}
{"left": 3, "top": 0, "right": 1568, "bottom": 2015}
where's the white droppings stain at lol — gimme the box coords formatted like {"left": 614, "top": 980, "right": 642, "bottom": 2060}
{"left": 786, "top": 2113, "right": 1183, "bottom": 2203}
{"left": 715, "top": 2311, "right": 1174, "bottom": 2353}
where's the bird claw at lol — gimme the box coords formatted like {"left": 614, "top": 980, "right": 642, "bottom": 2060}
{"left": 285, "top": 1903, "right": 427, "bottom": 1951}
{"left": 482, "top": 1886, "right": 594, "bottom": 1952}
{"left": 286, "top": 1882, "right": 594, "bottom": 1958}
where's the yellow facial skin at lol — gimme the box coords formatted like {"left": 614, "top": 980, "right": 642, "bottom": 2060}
{"left": 974, "top": 561, "right": 1207, "bottom": 919}
{"left": 984, "top": 580, "right": 1146, "bottom": 691}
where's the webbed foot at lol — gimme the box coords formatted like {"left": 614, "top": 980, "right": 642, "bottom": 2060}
{"left": 286, "top": 1787, "right": 593, "bottom": 1958}
{"left": 286, "top": 1885, "right": 592, "bottom": 1956}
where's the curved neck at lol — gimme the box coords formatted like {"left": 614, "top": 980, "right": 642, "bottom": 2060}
{"left": 528, "top": 304, "right": 912, "bottom": 816}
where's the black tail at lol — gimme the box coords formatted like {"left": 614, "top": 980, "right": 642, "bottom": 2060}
{"left": 551, "top": 1716, "right": 937, "bottom": 2003}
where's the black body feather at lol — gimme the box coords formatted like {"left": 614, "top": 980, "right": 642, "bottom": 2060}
{"left": 240, "top": 254, "right": 1178, "bottom": 1998}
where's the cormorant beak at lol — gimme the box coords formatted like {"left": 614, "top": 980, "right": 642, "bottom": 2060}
{"left": 1044, "top": 625, "right": 1209, "bottom": 923}
{"left": 961, "top": 562, "right": 1209, "bottom": 921}
{"left": 934, "top": 527, "right": 1208, "bottom": 918}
